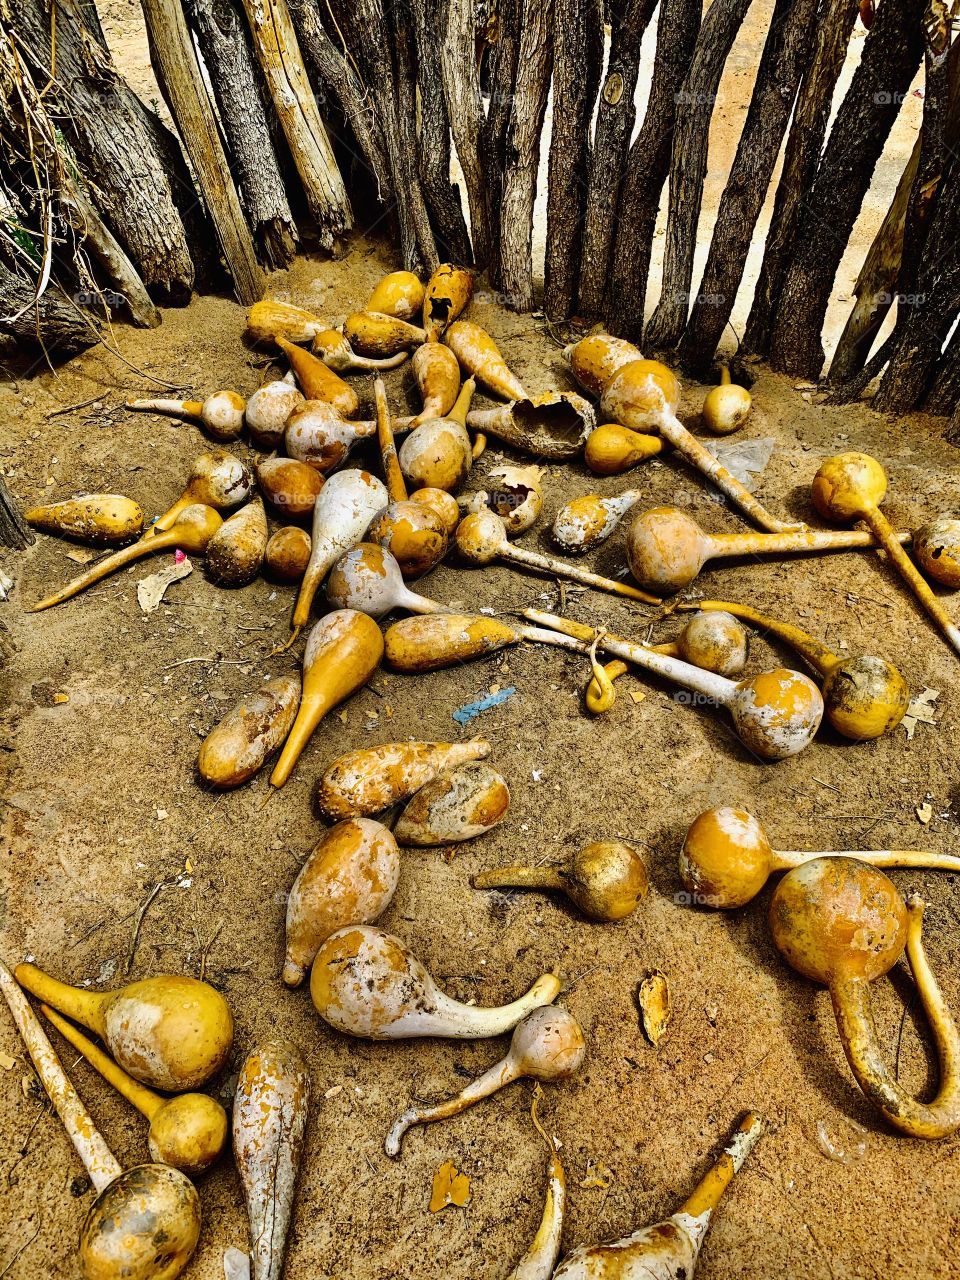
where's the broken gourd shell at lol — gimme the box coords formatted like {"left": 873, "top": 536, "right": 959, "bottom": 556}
{"left": 444, "top": 320, "right": 527, "bottom": 400}
{"left": 316, "top": 738, "right": 492, "bottom": 821}
{"left": 256, "top": 457, "right": 324, "bottom": 518}
{"left": 283, "top": 817, "right": 401, "bottom": 986}
{"left": 343, "top": 311, "right": 426, "bottom": 357}
{"left": 277, "top": 336, "right": 359, "bottom": 417}
{"left": 465, "top": 392, "right": 595, "bottom": 461}
{"left": 423, "top": 263, "right": 473, "bottom": 339}
{"left": 600, "top": 358, "right": 682, "bottom": 430}
{"left": 563, "top": 333, "right": 642, "bottom": 399}
{"left": 265, "top": 527, "right": 312, "bottom": 583}
{"left": 367, "top": 270, "right": 426, "bottom": 320}
{"left": 245, "top": 380, "right": 305, "bottom": 450}
{"left": 14, "top": 964, "right": 234, "bottom": 1092}
{"left": 470, "top": 464, "right": 545, "bottom": 536}
{"left": 205, "top": 497, "right": 267, "bottom": 587}
{"left": 25, "top": 495, "right": 144, "bottom": 545}
{"left": 393, "top": 762, "right": 510, "bottom": 846}
{"left": 246, "top": 299, "right": 326, "bottom": 345}
{"left": 584, "top": 423, "right": 665, "bottom": 475}
{"left": 914, "top": 516, "right": 960, "bottom": 588}
{"left": 198, "top": 673, "right": 301, "bottom": 788}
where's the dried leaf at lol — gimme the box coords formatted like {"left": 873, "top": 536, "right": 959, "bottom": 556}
{"left": 137, "top": 557, "right": 192, "bottom": 614}
{"left": 901, "top": 687, "right": 940, "bottom": 740}
{"left": 0, "top": 1052, "right": 15, "bottom": 1070}
{"left": 578, "top": 1159, "right": 614, "bottom": 1190}
{"left": 638, "top": 970, "right": 671, "bottom": 1046}
{"left": 916, "top": 802, "right": 933, "bottom": 825}
{"left": 429, "top": 1160, "right": 471, "bottom": 1212}
{"left": 629, "top": 690, "right": 645, "bottom": 705}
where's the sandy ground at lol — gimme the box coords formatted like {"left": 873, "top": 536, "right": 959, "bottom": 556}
{"left": 2, "top": 4, "right": 958, "bottom": 1280}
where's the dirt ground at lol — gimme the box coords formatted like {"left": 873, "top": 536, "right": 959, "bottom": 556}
{"left": 2, "top": 2, "right": 959, "bottom": 1277}
{"left": 2, "top": 245, "right": 960, "bottom": 1280}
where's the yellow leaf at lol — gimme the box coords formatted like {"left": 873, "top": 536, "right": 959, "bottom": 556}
{"left": 52, "top": 692, "right": 70, "bottom": 705}
{"left": 916, "top": 802, "right": 933, "bottom": 825}
{"left": 578, "top": 1159, "right": 614, "bottom": 1190}
{"left": 629, "top": 690, "right": 645, "bottom": 705}
{"left": 429, "top": 1160, "right": 471, "bottom": 1212}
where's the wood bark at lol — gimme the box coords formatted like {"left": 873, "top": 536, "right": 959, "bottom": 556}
{"left": 677, "top": 0, "right": 818, "bottom": 374}
{"left": 927, "top": 323, "right": 960, "bottom": 415}
{"left": 543, "top": 0, "right": 603, "bottom": 322}
{"left": 441, "top": 0, "right": 492, "bottom": 268}
{"left": 139, "top": 0, "right": 264, "bottom": 303}
{"left": 387, "top": 0, "right": 440, "bottom": 270}
{"left": 742, "top": 0, "right": 859, "bottom": 358}
{"left": 288, "top": 0, "right": 391, "bottom": 201}
{"left": 768, "top": 0, "right": 927, "bottom": 378}
{"left": 0, "top": 474, "right": 34, "bottom": 550}
{"left": 239, "top": 0, "right": 351, "bottom": 252}
{"left": 498, "top": 0, "right": 554, "bottom": 311}
{"left": 577, "top": 0, "right": 658, "bottom": 318}
{"left": 185, "top": 0, "right": 298, "bottom": 268}
{"left": 874, "top": 158, "right": 960, "bottom": 412}
{"left": 0, "top": 262, "right": 98, "bottom": 358}
{"left": 828, "top": 139, "right": 919, "bottom": 386}
{"left": 481, "top": 0, "right": 521, "bottom": 285}
{"left": 13, "top": 0, "right": 195, "bottom": 300}
{"left": 643, "top": 0, "right": 753, "bottom": 351}
{"left": 61, "top": 190, "right": 162, "bottom": 328}
{"left": 408, "top": 0, "right": 472, "bottom": 262}
{"left": 606, "top": 0, "right": 701, "bottom": 341}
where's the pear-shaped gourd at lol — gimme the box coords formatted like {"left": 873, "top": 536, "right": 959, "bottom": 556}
{"left": 127, "top": 391, "right": 246, "bottom": 442}
{"left": 30, "top": 505, "right": 222, "bottom": 611}
{"left": 247, "top": 299, "right": 327, "bottom": 345}
{"left": 399, "top": 376, "right": 475, "bottom": 493}
{"left": 246, "top": 379, "right": 304, "bottom": 449}
{"left": 584, "top": 422, "right": 665, "bottom": 475}
{"left": 269, "top": 610, "right": 384, "bottom": 787}
{"left": 256, "top": 457, "right": 324, "bottom": 518}
{"left": 394, "top": 762, "right": 510, "bottom": 846}
{"left": 283, "top": 818, "right": 401, "bottom": 985}
{"left": 563, "top": 333, "right": 642, "bottom": 398}
{"left": 410, "top": 341, "right": 462, "bottom": 424}
{"left": 14, "top": 963, "right": 234, "bottom": 1091}
{"left": 474, "top": 841, "right": 649, "bottom": 922}
{"left": 385, "top": 1006, "right": 585, "bottom": 1154}
{"left": 25, "top": 495, "right": 144, "bottom": 545}
{"left": 310, "top": 925, "right": 560, "bottom": 1039}
{"left": 368, "top": 269, "right": 426, "bottom": 320}
{"left": 265, "top": 527, "right": 311, "bottom": 582}
{"left": 343, "top": 311, "right": 426, "bottom": 357}
{"left": 285, "top": 401, "right": 377, "bottom": 473}
{"left": 205, "top": 497, "right": 267, "bottom": 587}
{"left": 234, "top": 1041, "right": 310, "bottom": 1280}
{"left": 277, "top": 335, "right": 359, "bottom": 416}
{"left": 41, "top": 1005, "right": 228, "bottom": 1176}
{"left": 702, "top": 366, "right": 751, "bottom": 434}
{"left": 316, "top": 738, "right": 491, "bottom": 820}
{"left": 444, "top": 320, "right": 527, "bottom": 399}
{"left": 153, "top": 450, "right": 253, "bottom": 531}
{"left": 198, "top": 674, "right": 301, "bottom": 788}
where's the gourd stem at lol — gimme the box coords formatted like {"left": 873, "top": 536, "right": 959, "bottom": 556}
{"left": 153, "top": 495, "right": 191, "bottom": 532}
{"left": 830, "top": 899, "right": 960, "bottom": 1138}
{"left": 397, "top": 587, "right": 444, "bottom": 614}
{"left": 0, "top": 962, "right": 121, "bottom": 1192}
{"left": 448, "top": 376, "right": 476, "bottom": 427}
{"left": 41, "top": 1004, "right": 161, "bottom": 1120}
{"left": 127, "top": 397, "right": 202, "bottom": 420}
{"left": 385, "top": 1057, "right": 516, "bottom": 1155}
{"left": 473, "top": 865, "right": 568, "bottom": 892}
{"left": 431, "top": 974, "right": 560, "bottom": 1038}
{"left": 707, "top": 525, "right": 902, "bottom": 561}
{"left": 682, "top": 600, "right": 837, "bottom": 676}
{"left": 523, "top": 610, "right": 733, "bottom": 705}
{"left": 865, "top": 507, "right": 960, "bottom": 658}
{"left": 772, "top": 849, "right": 960, "bottom": 873}
{"left": 656, "top": 410, "right": 794, "bottom": 533}
{"left": 679, "top": 1111, "right": 764, "bottom": 1219}
{"left": 14, "top": 963, "right": 107, "bottom": 1033}
{"left": 505, "top": 546, "right": 660, "bottom": 604}
{"left": 375, "top": 379, "right": 407, "bottom": 503}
